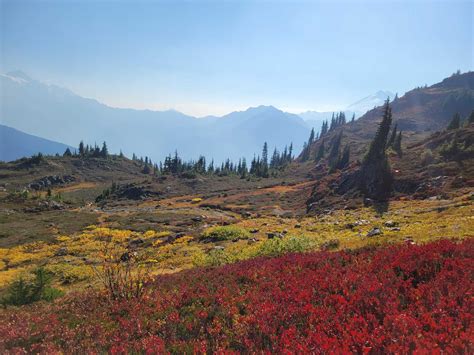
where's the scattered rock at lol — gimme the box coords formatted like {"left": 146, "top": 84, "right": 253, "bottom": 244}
{"left": 249, "top": 228, "right": 259, "bottom": 234}
{"left": 367, "top": 228, "right": 382, "bottom": 237}
{"left": 294, "top": 223, "right": 302, "bottom": 228}
{"left": 213, "top": 246, "right": 225, "bottom": 251}
{"left": 383, "top": 220, "right": 398, "bottom": 228}
{"left": 388, "top": 227, "right": 401, "bottom": 232}
{"left": 28, "top": 175, "right": 75, "bottom": 190}
{"left": 247, "top": 238, "right": 259, "bottom": 245}
{"left": 191, "top": 216, "right": 203, "bottom": 222}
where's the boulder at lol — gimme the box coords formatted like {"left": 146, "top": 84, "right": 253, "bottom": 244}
{"left": 367, "top": 228, "right": 382, "bottom": 237}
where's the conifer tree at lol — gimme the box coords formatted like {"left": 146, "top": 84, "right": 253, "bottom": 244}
{"left": 387, "top": 123, "right": 398, "bottom": 147}
{"left": 308, "top": 128, "right": 315, "bottom": 145}
{"left": 288, "top": 143, "right": 293, "bottom": 161}
{"left": 63, "top": 148, "right": 72, "bottom": 157}
{"left": 315, "top": 140, "right": 325, "bottom": 161}
{"left": 328, "top": 130, "right": 343, "bottom": 167}
{"left": 468, "top": 110, "right": 474, "bottom": 124}
{"left": 359, "top": 99, "right": 393, "bottom": 199}
{"left": 100, "top": 141, "right": 108, "bottom": 158}
{"left": 447, "top": 113, "right": 461, "bottom": 130}
{"left": 393, "top": 131, "right": 403, "bottom": 156}
{"left": 78, "top": 141, "right": 85, "bottom": 156}
{"left": 337, "top": 145, "right": 350, "bottom": 170}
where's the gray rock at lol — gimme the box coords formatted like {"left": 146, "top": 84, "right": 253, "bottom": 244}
{"left": 383, "top": 220, "right": 398, "bottom": 228}
{"left": 367, "top": 228, "right": 382, "bottom": 237}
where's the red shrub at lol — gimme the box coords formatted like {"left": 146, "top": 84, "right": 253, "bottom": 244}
{"left": 1, "top": 239, "right": 473, "bottom": 353}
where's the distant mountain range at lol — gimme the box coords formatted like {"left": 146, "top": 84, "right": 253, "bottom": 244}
{"left": 0, "top": 124, "right": 73, "bottom": 162}
{"left": 0, "top": 71, "right": 394, "bottom": 162}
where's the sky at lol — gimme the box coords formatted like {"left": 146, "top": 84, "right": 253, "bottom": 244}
{"left": 1, "top": 0, "right": 472, "bottom": 117}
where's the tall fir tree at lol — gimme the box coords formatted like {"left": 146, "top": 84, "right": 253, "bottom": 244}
{"left": 447, "top": 113, "right": 461, "bottom": 130}
{"left": 359, "top": 99, "right": 393, "bottom": 200}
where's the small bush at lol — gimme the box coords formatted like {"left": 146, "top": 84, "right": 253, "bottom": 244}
{"left": 421, "top": 149, "right": 435, "bottom": 166}
{"left": 92, "top": 243, "right": 151, "bottom": 301}
{"left": 2, "top": 268, "right": 63, "bottom": 306}
{"left": 256, "top": 235, "right": 316, "bottom": 257}
{"left": 201, "top": 226, "right": 251, "bottom": 241}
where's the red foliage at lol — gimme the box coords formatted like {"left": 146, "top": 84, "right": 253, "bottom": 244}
{"left": 1, "top": 239, "right": 473, "bottom": 353}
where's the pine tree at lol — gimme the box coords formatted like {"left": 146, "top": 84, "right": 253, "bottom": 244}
{"left": 387, "top": 123, "right": 398, "bottom": 147}
{"left": 100, "top": 141, "right": 108, "bottom": 158}
{"left": 328, "top": 130, "right": 343, "bottom": 167}
{"left": 315, "top": 140, "right": 325, "bottom": 161}
{"left": 447, "top": 113, "right": 461, "bottom": 130}
{"left": 262, "top": 142, "right": 268, "bottom": 168}
{"left": 468, "top": 110, "right": 474, "bottom": 124}
{"left": 359, "top": 99, "right": 393, "bottom": 200}
{"left": 308, "top": 128, "right": 315, "bottom": 145}
{"left": 320, "top": 120, "right": 328, "bottom": 136}
{"left": 337, "top": 145, "right": 350, "bottom": 170}
{"left": 78, "top": 141, "right": 85, "bottom": 156}
{"left": 393, "top": 131, "right": 402, "bottom": 156}
{"left": 63, "top": 148, "right": 72, "bottom": 157}
{"left": 288, "top": 143, "right": 293, "bottom": 161}
{"left": 351, "top": 113, "right": 355, "bottom": 123}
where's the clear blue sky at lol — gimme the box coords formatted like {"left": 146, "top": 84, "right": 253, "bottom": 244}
{"left": 1, "top": 0, "right": 472, "bottom": 116}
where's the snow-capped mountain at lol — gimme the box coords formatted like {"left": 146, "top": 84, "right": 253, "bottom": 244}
{"left": 346, "top": 90, "right": 395, "bottom": 116}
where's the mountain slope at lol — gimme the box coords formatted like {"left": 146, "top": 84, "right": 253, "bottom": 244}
{"left": 1, "top": 72, "right": 309, "bottom": 163}
{"left": 0, "top": 124, "right": 73, "bottom": 162}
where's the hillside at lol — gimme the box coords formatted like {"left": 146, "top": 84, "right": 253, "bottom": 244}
{"left": 0, "top": 125, "right": 73, "bottom": 162}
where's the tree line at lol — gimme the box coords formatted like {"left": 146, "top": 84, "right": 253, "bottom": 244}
{"left": 65, "top": 140, "right": 294, "bottom": 179}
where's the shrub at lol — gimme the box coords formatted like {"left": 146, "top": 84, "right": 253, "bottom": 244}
{"left": 200, "top": 226, "right": 251, "bottom": 241}
{"left": 2, "top": 268, "right": 63, "bottom": 306}
{"left": 1, "top": 240, "right": 472, "bottom": 353}
{"left": 92, "top": 243, "right": 151, "bottom": 301}
{"left": 421, "top": 149, "right": 435, "bottom": 166}
{"left": 256, "top": 235, "right": 316, "bottom": 257}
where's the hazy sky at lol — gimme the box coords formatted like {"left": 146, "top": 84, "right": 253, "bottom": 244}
{"left": 1, "top": 0, "right": 472, "bottom": 116}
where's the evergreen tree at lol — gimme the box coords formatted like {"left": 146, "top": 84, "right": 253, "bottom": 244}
{"left": 320, "top": 120, "right": 328, "bottom": 136}
{"left": 351, "top": 113, "right": 355, "bottom": 123}
{"left": 288, "top": 143, "right": 293, "bottom": 161}
{"left": 315, "top": 140, "right": 325, "bottom": 161}
{"left": 468, "top": 110, "right": 474, "bottom": 124}
{"left": 337, "top": 145, "right": 350, "bottom": 170}
{"left": 78, "top": 141, "right": 85, "bottom": 156}
{"left": 142, "top": 161, "right": 151, "bottom": 174}
{"left": 262, "top": 142, "right": 268, "bottom": 168}
{"left": 387, "top": 123, "right": 398, "bottom": 147}
{"left": 393, "top": 131, "right": 402, "bottom": 156}
{"left": 359, "top": 99, "right": 393, "bottom": 200}
{"left": 100, "top": 141, "right": 108, "bottom": 158}
{"left": 328, "top": 130, "right": 343, "bottom": 167}
{"left": 301, "top": 142, "right": 310, "bottom": 161}
{"left": 308, "top": 128, "right": 315, "bottom": 145}
{"left": 447, "top": 113, "right": 461, "bottom": 130}
{"left": 63, "top": 148, "right": 72, "bottom": 157}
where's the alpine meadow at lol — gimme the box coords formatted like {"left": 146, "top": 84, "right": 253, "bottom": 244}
{"left": 0, "top": 0, "right": 473, "bottom": 353}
